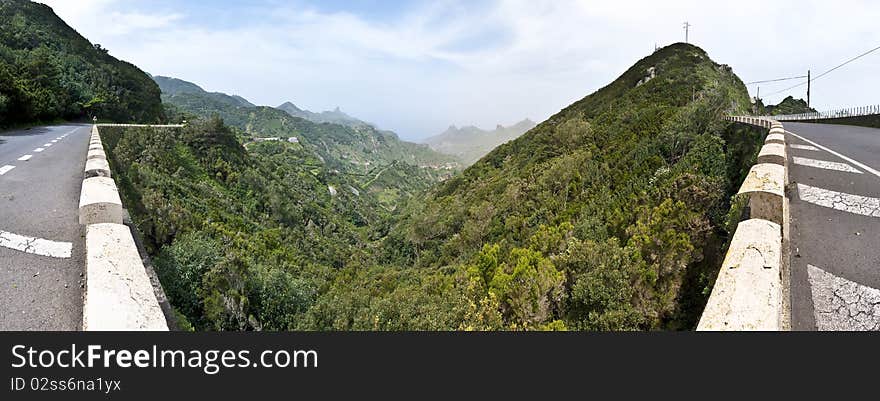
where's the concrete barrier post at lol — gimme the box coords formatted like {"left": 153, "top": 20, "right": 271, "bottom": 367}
{"left": 83, "top": 223, "right": 169, "bottom": 331}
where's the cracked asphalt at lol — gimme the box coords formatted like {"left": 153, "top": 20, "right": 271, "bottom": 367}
{"left": 0, "top": 124, "right": 89, "bottom": 330}
{"left": 785, "top": 122, "right": 880, "bottom": 331}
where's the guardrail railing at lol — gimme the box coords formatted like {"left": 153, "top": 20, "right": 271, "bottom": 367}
{"left": 766, "top": 105, "right": 880, "bottom": 121}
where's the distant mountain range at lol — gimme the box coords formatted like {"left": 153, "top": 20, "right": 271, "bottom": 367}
{"left": 152, "top": 75, "right": 459, "bottom": 210}
{"left": 277, "top": 102, "right": 372, "bottom": 129}
{"left": 423, "top": 119, "right": 537, "bottom": 165}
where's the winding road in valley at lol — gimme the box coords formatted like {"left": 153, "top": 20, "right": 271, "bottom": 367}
{"left": 785, "top": 122, "right": 880, "bottom": 331}
{"left": 0, "top": 124, "right": 90, "bottom": 330}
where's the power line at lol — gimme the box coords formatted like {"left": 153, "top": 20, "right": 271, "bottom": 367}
{"left": 745, "top": 75, "right": 807, "bottom": 85}
{"left": 764, "top": 44, "right": 880, "bottom": 98}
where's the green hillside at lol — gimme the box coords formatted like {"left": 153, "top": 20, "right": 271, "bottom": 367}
{"left": 765, "top": 96, "right": 815, "bottom": 116}
{"left": 357, "top": 43, "right": 758, "bottom": 330}
{"left": 154, "top": 75, "right": 255, "bottom": 108}
{"left": 0, "top": 0, "right": 163, "bottom": 126}
{"left": 99, "top": 120, "right": 396, "bottom": 330}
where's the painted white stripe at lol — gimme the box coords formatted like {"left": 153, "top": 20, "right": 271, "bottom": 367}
{"left": 792, "top": 157, "right": 862, "bottom": 174}
{"left": 34, "top": 148, "right": 45, "bottom": 152}
{"left": 808, "top": 264, "right": 880, "bottom": 331}
{"left": 0, "top": 165, "right": 15, "bottom": 175}
{"left": 786, "top": 130, "right": 880, "bottom": 179}
{"left": 790, "top": 144, "right": 819, "bottom": 151}
{"left": 18, "top": 155, "right": 32, "bottom": 161}
{"left": 44, "top": 143, "right": 52, "bottom": 147}
{"left": 51, "top": 140, "right": 58, "bottom": 143}
{"left": 797, "top": 183, "right": 880, "bottom": 217}
{"left": 0, "top": 230, "right": 72, "bottom": 259}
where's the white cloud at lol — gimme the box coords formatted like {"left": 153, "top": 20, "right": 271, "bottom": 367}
{"left": 35, "top": 0, "right": 880, "bottom": 140}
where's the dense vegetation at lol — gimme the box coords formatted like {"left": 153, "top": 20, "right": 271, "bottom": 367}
{"left": 105, "top": 43, "right": 765, "bottom": 331}
{"left": 0, "top": 0, "right": 163, "bottom": 127}
{"left": 764, "top": 95, "right": 815, "bottom": 116}
{"left": 100, "top": 120, "right": 392, "bottom": 330}
{"left": 378, "top": 43, "right": 759, "bottom": 330}
{"left": 424, "top": 119, "right": 537, "bottom": 166}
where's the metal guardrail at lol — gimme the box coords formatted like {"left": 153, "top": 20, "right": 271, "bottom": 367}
{"left": 766, "top": 105, "right": 880, "bottom": 121}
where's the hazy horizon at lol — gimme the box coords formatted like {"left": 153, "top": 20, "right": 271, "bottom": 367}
{"left": 40, "top": 0, "right": 880, "bottom": 140}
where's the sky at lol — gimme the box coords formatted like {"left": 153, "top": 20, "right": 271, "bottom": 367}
{"left": 38, "top": 0, "right": 880, "bottom": 141}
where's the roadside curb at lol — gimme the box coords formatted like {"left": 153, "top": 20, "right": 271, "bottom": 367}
{"left": 698, "top": 117, "right": 790, "bottom": 331}
{"left": 78, "top": 125, "right": 169, "bottom": 331}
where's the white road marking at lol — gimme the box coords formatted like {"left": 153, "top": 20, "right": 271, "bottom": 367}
{"left": 808, "top": 264, "right": 880, "bottom": 331}
{"left": 792, "top": 156, "right": 862, "bottom": 174}
{"left": 0, "top": 230, "right": 72, "bottom": 259}
{"left": 797, "top": 183, "right": 880, "bottom": 217}
{"left": 786, "top": 129, "right": 880, "bottom": 179}
{"left": 51, "top": 140, "right": 58, "bottom": 143}
{"left": 44, "top": 143, "right": 52, "bottom": 147}
{"left": 34, "top": 148, "right": 45, "bottom": 152}
{"left": 790, "top": 144, "right": 819, "bottom": 151}
{"left": 0, "top": 165, "right": 15, "bottom": 175}
{"left": 18, "top": 155, "right": 32, "bottom": 161}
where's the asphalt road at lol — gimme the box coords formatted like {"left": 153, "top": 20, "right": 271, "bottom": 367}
{"left": 0, "top": 124, "right": 90, "bottom": 330}
{"left": 785, "top": 122, "right": 880, "bottom": 331}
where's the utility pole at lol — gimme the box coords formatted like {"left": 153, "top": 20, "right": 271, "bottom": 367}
{"left": 683, "top": 22, "right": 691, "bottom": 43}
{"left": 806, "top": 70, "right": 811, "bottom": 107}
{"left": 752, "top": 86, "right": 760, "bottom": 114}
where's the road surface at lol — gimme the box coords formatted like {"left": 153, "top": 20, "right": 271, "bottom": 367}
{"left": 0, "top": 124, "right": 90, "bottom": 330}
{"left": 785, "top": 122, "right": 880, "bottom": 331}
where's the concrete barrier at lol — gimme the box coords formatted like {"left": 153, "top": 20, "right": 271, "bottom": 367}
{"left": 700, "top": 116, "right": 789, "bottom": 330}
{"left": 87, "top": 148, "right": 106, "bottom": 160}
{"left": 765, "top": 133, "right": 785, "bottom": 145}
{"left": 757, "top": 143, "right": 786, "bottom": 166}
{"left": 79, "top": 176, "right": 123, "bottom": 225}
{"left": 83, "top": 223, "right": 169, "bottom": 331}
{"left": 78, "top": 125, "right": 171, "bottom": 331}
{"left": 697, "top": 218, "right": 783, "bottom": 331}
{"left": 84, "top": 157, "right": 111, "bottom": 178}
{"left": 738, "top": 163, "right": 785, "bottom": 225}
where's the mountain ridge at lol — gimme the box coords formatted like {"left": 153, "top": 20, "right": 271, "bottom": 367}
{"left": 423, "top": 119, "right": 537, "bottom": 165}
{"left": 277, "top": 101, "right": 372, "bottom": 128}
{"left": 153, "top": 75, "right": 255, "bottom": 108}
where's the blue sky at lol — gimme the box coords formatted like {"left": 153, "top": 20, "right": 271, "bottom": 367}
{"left": 40, "top": 0, "right": 880, "bottom": 140}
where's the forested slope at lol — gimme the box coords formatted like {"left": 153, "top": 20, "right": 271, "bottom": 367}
{"left": 0, "top": 0, "right": 163, "bottom": 126}
{"left": 362, "top": 43, "right": 760, "bottom": 330}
